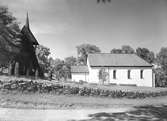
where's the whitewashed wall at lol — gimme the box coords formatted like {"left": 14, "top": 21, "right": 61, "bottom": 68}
{"left": 88, "top": 67, "right": 153, "bottom": 87}
{"left": 71, "top": 73, "right": 89, "bottom": 82}
{"left": 109, "top": 68, "right": 153, "bottom": 87}
{"left": 87, "top": 60, "right": 153, "bottom": 87}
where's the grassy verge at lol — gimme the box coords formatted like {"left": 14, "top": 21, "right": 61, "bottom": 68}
{"left": 1, "top": 90, "right": 167, "bottom": 109}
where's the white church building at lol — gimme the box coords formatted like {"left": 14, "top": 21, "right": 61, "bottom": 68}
{"left": 71, "top": 53, "right": 155, "bottom": 87}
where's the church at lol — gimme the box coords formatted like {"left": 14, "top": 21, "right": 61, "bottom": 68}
{"left": 71, "top": 53, "right": 155, "bottom": 87}
{"left": 5, "top": 13, "right": 43, "bottom": 77}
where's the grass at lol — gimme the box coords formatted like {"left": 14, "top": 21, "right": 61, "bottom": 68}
{"left": 1, "top": 90, "right": 167, "bottom": 109}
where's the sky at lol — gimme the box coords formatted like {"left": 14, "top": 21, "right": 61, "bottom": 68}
{"left": 1, "top": 0, "right": 167, "bottom": 59}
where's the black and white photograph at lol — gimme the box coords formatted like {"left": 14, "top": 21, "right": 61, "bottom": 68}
{"left": 0, "top": 0, "right": 167, "bottom": 120}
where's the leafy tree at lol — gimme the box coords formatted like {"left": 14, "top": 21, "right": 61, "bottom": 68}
{"left": 136, "top": 47, "right": 155, "bottom": 64}
{"left": 156, "top": 47, "right": 167, "bottom": 74}
{"left": 47, "top": 57, "right": 56, "bottom": 80}
{"left": 98, "top": 68, "right": 109, "bottom": 84}
{"left": 48, "top": 58, "right": 71, "bottom": 81}
{"left": 36, "top": 45, "right": 51, "bottom": 73}
{"left": 0, "top": 6, "right": 21, "bottom": 70}
{"left": 54, "top": 61, "right": 70, "bottom": 81}
{"left": 110, "top": 48, "right": 122, "bottom": 54}
{"left": 97, "top": 0, "right": 111, "bottom": 3}
{"left": 77, "top": 44, "right": 101, "bottom": 65}
{"left": 64, "top": 56, "right": 77, "bottom": 79}
{"left": 154, "top": 68, "right": 167, "bottom": 87}
{"left": 122, "top": 45, "right": 135, "bottom": 54}
{"left": 0, "top": 6, "right": 17, "bottom": 26}
{"left": 110, "top": 45, "right": 135, "bottom": 54}
{"left": 64, "top": 56, "right": 77, "bottom": 66}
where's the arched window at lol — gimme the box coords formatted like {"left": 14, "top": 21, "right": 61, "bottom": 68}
{"left": 128, "top": 70, "right": 131, "bottom": 79}
{"left": 140, "top": 70, "right": 143, "bottom": 79}
{"left": 113, "top": 70, "right": 116, "bottom": 79}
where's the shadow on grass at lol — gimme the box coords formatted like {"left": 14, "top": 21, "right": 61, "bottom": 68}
{"left": 70, "top": 105, "right": 167, "bottom": 121}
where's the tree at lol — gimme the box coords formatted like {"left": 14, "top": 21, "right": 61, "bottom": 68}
{"left": 136, "top": 47, "right": 155, "bottom": 64}
{"left": 154, "top": 68, "right": 167, "bottom": 87}
{"left": 121, "top": 45, "right": 135, "bottom": 54}
{"left": 54, "top": 61, "right": 70, "bottom": 81}
{"left": 97, "top": 0, "right": 111, "bottom": 3}
{"left": 98, "top": 68, "right": 109, "bottom": 84}
{"left": 77, "top": 44, "right": 101, "bottom": 65}
{"left": 64, "top": 56, "right": 77, "bottom": 79}
{"left": 64, "top": 56, "right": 77, "bottom": 66}
{"left": 0, "top": 6, "right": 21, "bottom": 72}
{"left": 36, "top": 45, "right": 51, "bottom": 73}
{"left": 110, "top": 48, "right": 122, "bottom": 54}
{"left": 47, "top": 57, "right": 56, "bottom": 80}
{"left": 48, "top": 58, "right": 71, "bottom": 81}
{"left": 0, "top": 6, "right": 17, "bottom": 26}
{"left": 110, "top": 45, "right": 135, "bottom": 54}
{"left": 156, "top": 47, "right": 167, "bottom": 74}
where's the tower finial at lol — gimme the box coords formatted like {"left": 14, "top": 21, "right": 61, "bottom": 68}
{"left": 26, "top": 12, "right": 29, "bottom": 28}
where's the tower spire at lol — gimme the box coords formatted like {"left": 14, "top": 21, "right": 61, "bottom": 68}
{"left": 26, "top": 12, "right": 29, "bottom": 28}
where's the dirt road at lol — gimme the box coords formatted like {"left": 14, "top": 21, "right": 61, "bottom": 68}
{"left": 0, "top": 107, "right": 132, "bottom": 121}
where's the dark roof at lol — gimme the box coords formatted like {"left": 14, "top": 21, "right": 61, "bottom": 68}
{"left": 71, "top": 66, "right": 89, "bottom": 73}
{"left": 20, "top": 13, "right": 38, "bottom": 45}
{"left": 88, "top": 53, "right": 152, "bottom": 67}
{"left": 21, "top": 26, "right": 39, "bottom": 45}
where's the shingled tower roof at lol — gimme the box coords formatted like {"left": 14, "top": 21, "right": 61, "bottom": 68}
{"left": 21, "top": 13, "right": 39, "bottom": 45}
{"left": 25, "top": 12, "right": 29, "bottom": 28}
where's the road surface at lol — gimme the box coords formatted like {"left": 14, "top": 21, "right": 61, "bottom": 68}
{"left": 0, "top": 107, "right": 132, "bottom": 121}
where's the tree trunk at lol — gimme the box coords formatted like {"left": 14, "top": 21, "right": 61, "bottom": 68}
{"left": 8, "top": 62, "right": 12, "bottom": 76}
{"left": 26, "top": 62, "right": 32, "bottom": 77}
{"left": 26, "top": 68, "right": 29, "bottom": 77}
{"left": 35, "top": 69, "right": 39, "bottom": 79}
{"left": 14, "top": 62, "right": 19, "bottom": 77}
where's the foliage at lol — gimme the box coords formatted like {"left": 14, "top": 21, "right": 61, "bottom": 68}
{"left": 77, "top": 44, "right": 101, "bottom": 65}
{"left": 97, "top": 0, "right": 111, "bottom": 3}
{"left": 47, "top": 57, "right": 56, "bottom": 80}
{"left": 154, "top": 68, "right": 167, "bottom": 87}
{"left": 0, "top": 6, "right": 21, "bottom": 70}
{"left": 153, "top": 47, "right": 167, "bottom": 87}
{"left": 110, "top": 48, "right": 122, "bottom": 54}
{"left": 54, "top": 61, "right": 70, "bottom": 81}
{"left": 156, "top": 47, "right": 167, "bottom": 74}
{"left": 46, "top": 56, "right": 77, "bottom": 80}
{"left": 98, "top": 68, "right": 109, "bottom": 84}
{"left": 136, "top": 47, "right": 155, "bottom": 64}
{"left": 110, "top": 45, "right": 135, "bottom": 54}
{"left": 36, "top": 45, "right": 51, "bottom": 73}
{"left": 0, "top": 6, "right": 17, "bottom": 26}
{"left": 48, "top": 58, "right": 71, "bottom": 81}
{"left": 64, "top": 56, "right": 77, "bottom": 66}
{"left": 122, "top": 45, "right": 135, "bottom": 54}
